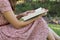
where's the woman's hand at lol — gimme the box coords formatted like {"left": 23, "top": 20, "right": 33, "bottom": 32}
{"left": 16, "top": 10, "right": 35, "bottom": 19}
{"left": 19, "top": 14, "right": 42, "bottom": 28}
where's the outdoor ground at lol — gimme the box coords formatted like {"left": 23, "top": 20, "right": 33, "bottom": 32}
{"left": 49, "top": 24, "right": 60, "bottom": 36}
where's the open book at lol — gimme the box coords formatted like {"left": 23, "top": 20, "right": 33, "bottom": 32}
{"left": 19, "top": 7, "right": 48, "bottom": 21}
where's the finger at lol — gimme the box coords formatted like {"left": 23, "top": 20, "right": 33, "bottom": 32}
{"left": 26, "top": 10, "right": 35, "bottom": 14}
{"left": 29, "top": 10, "right": 35, "bottom": 13}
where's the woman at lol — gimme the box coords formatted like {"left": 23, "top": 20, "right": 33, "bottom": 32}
{"left": 0, "top": 0, "right": 59, "bottom": 40}
{"left": 0, "top": 0, "right": 48, "bottom": 40}
{"left": 9, "top": 0, "right": 60, "bottom": 40}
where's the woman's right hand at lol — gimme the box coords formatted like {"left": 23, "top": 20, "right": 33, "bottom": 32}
{"left": 23, "top": 15, "right": 42, "bottom": 26}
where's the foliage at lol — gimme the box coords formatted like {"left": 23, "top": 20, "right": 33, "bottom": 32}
{"left": 15, "top": 1, "right": 60, "bottom": 17}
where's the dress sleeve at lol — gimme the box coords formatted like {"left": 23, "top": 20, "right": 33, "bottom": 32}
{"left": 0, "top": 0, "right": 12, "bottom": 13}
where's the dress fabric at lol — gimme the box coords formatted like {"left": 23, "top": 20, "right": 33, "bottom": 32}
{"left": 0, "top": 0, "right": 48, "bottom": 40}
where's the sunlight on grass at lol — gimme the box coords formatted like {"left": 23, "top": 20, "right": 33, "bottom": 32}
{"left": 48, "top": 24, "right": 60, "bottom": 36}
{"left": 49, "top": 24, "right": 60, "bottom": 29}
{"left": 51, "top": 27, "right": 60, "bottom": 30}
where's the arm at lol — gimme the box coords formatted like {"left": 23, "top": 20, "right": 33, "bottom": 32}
{"left": 48, "top": 27, "right": 60, "bottom": 40}
{"left": 0, "top": 0, "right": 37, "bottom": 29}
{"left": 47, "top": 30, "right": 55, "bottom": 40}
{"left": 3, "top": 10, "right": 38, "bottom": 29}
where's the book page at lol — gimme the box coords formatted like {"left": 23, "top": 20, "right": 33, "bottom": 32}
{"left": 19, "top": 7, "right": 48, "bottom": 21}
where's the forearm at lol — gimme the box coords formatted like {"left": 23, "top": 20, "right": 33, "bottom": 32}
{"left": 47, "top": 31, "right": 55, "bottom": 40}
{"left": 48, "top": 27, "right": 60, "bottom": 39}
{"left": 18, "top": 18, "right": 35, "bottom": 28}
{"left": 3, "top": 11, "right": 34, "bottom": 29}
{"left": 22, "top": 16, "right": 41, "bottom": 26}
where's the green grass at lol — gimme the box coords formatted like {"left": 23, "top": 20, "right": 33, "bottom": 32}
{"left": 48, "top": 24, "right": 60, "bottom": 36}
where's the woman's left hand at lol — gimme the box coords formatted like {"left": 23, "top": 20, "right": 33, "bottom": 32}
{"left": 16, "top": 10, "right": 35, "bottom": 19}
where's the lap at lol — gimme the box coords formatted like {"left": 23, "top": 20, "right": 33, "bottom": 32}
{"left": 0, "top": 17, "right": 48, "bottom": 40}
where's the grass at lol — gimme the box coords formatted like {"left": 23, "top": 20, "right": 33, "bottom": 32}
{"left": 48, "top": 24, "right": 60, "bottom": 36}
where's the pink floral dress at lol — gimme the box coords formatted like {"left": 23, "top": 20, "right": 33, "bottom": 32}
{"left": 0, "top": 0, "right": 48, "bottom": 40}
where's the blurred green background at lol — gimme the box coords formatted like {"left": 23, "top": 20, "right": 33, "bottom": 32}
{"left": 16, "top": 0, "right": 60, "bottom": 17}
